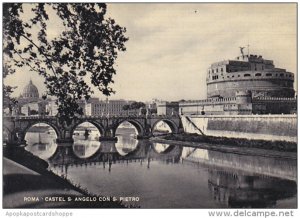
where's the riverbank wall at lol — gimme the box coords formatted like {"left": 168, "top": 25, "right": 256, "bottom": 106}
{"left": 181, "top": 114, "right": 297, "bottom": 142}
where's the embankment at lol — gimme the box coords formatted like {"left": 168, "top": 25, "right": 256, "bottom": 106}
{"left": 181, "top": 114, "right": 297, "bottom": 142}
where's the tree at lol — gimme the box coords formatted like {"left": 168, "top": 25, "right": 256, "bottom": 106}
{"left": 3, "top": 85, "right": 18, "bottom": 115}
{"left": 122, "top": 104, "right": 130, "bottom": 115}
{"left": 149, "top": 108, "right": 157, "bottom": 114}
{"left": 129, "top": 101, "right": 145, "bottom": 110}
{"left": 3, "top": 65, "right": 18, "bottom": 115}
{"left": 3, "top": 3, "right": 128, "bottom": 125}
{"left": 122, "top": 104, "right": 130, "bottom": 111}
{"left": 129, "top": 101, "right": 145, "bottom": 115}
{"left": 29, "top": 109, "right": 39, "bottom": 115}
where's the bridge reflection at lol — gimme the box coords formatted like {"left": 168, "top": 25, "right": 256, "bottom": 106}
{"left": 48, "top": 140, "right": 182, "bottom": 172}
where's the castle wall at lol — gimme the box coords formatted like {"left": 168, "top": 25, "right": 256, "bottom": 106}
{"left": 179, "top": 92, "right": 254, "bottom": 115}
{"left": 252, "top": 97, "right": 297, "bottom": 114}
{"left": 181, "top": 114, "right": 297, "bottom": 142}
{"left": 207, "top": 77, "right": 294, "bottom": 98}
{"left": 179, "top": 95, "right": 296, "bottom": 116}
{"left": 179, "top": 97, "right": 240, "bottom": 115}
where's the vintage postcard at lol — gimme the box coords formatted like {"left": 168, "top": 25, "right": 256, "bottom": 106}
{"left": 2, "top": 2, "right": 297, "bottom": 211}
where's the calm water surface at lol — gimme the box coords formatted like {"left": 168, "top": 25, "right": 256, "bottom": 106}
{"left": 25, "top": 126, "right": 297, "bottom": 208}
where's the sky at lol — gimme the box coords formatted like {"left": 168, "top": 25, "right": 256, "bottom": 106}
{"left": 4, "top": 3, "right": 297, "bottom": 101}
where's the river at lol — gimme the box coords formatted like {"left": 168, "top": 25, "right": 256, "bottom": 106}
{"left": 24, "top": 125, "right": 297, "bottom": 208}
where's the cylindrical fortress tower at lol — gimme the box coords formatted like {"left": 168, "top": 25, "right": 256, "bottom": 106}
{"left": 206, "top": 54, "right": 295, "bottom": 98}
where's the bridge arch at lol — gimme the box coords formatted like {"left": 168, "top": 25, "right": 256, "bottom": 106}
{"left": 71, "top": 120, "right": 105, "bottom": 137}
{"left": 22, "top": 121, "right": 61, "bottom": 141}
{"left": 151, "top": 118, "right": 179, "bottom": 134}
{"left": 113, "top": 119, "right": 145, "bottom": 136}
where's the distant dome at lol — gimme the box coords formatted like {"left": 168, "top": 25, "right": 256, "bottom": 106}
{"left": 22, "top": 80, "right": 39, "bottom": 99}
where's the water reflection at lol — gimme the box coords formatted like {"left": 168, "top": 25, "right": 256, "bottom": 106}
{"left": 25, "top": 124, "right": 57, "bottom": 159}
{"left": 113, "top": 122, "right": 139, "bottom": 156}
{"left": 73, "top": 143, "right": 101, "bottom": 159}
{"left": 115, "top": 135, "right": 138, "bottom": 156}
{"left": 24, "top": 127, "right": 297, "bottom": 208}
{"left": 182, "top": 147, "right": 297, "bottom": 208}
{"left": 47, "top": 141, "right": 180, "bottom": 167}
{"left": 208, "top": 167, "right": 296, "bottom": 208}
{"left": 152, "top": 143, "right": 170, "bottom": 153}
{"left": 182, "top": 147, "right": 297, "bottom": 181}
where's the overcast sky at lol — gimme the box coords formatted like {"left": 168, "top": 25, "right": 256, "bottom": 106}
{"left": 5, "top": 3, "right": 297, "bottom": 101}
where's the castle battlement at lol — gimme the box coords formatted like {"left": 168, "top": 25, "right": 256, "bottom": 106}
{"left": 253, "top": 97, "right": 297, "bottom": 102}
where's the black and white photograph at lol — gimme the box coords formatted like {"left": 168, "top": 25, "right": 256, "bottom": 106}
{"left": 1, "top": 1, "right": 298, "bottom": 213}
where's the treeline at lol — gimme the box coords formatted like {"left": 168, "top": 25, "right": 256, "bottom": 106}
{"left": 122, "top": 101, "right": 145, "bottom": 110}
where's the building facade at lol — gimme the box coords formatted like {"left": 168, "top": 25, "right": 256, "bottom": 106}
{"left": 157, "top": 101, "right": 179, "bottom": 116}
{"left": 85, "top": 100, "right": 107, "bottom": 116}
{"left": 13, "top": 80, "right": 146, "bottom": 117}
{"left": 84, "top": 100, "right": 140, "bottom": 116}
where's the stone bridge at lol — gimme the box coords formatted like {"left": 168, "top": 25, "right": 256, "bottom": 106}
{"left": 3, "top": 115, "right": 183, "bottom": 146}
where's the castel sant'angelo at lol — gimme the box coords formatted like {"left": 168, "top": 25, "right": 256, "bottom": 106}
{"left": 177, "top": 49, "right": 297, "bottom": 115}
